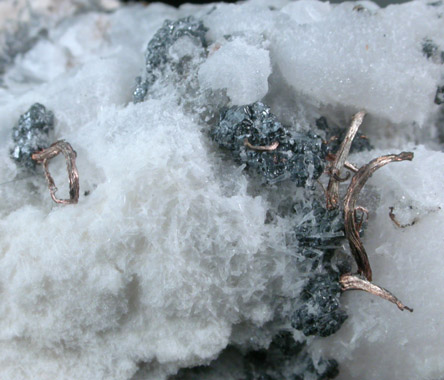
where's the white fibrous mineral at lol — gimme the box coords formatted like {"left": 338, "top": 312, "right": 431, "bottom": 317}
{"left": 198, "top": 39, "right": 272, "bottom": 105}
{"left": 0, "top": 1, "right": 442, "bottom": 380}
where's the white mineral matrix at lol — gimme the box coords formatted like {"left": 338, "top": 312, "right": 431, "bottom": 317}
{"left": 0, "top": 0, "right": 443, "bottom": 379}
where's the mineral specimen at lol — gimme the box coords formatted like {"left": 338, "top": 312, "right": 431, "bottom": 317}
{"left": 291, "top": 272, "right": 347, "bottom": 338}
{"left": 0, "top": 1, "right": 443, "bottom": 380}
{"left": 213, "top": 102, "right": 327, "bottom": 186}
{"left": 133, "top": 16, "right": 208, "bottom": 102}
{"left": 10, "top": 103, "right": 54, "bottom": 169}
{"left": 213, "top": 103, "right": 349, "bottom": 338}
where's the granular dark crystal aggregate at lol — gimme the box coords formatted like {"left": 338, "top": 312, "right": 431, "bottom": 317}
{"left": 316, "top": 116, "right": 373, "bottom": 153}
{"left": 10, "top": 103, "right": 54, "bottom": 169}
{"left": 213, "top": 102, "right": 327, "bottom": 187}
{"left": 133, "top": 16, "right": 208, "bottom": 102}
{"left": 291, "top": 272, "right": 347, "bottom": 337}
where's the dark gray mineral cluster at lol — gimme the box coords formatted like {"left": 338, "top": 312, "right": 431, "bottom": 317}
{"left": 242, "top": 332, "right": 339, "bottom": 380}
{"left": 209, "top": 101, "right": 353, "bottom": 378}
{"left": 212, "top": 102, "right": 327, "bottom": 186}
{"left": 10, "top": 103, "right": 54, "bottom": 169}
{"left": 291, "top": 272, "right": 347, "bottom": 337}
{"left": 290, "top": 200, "right": 348, "bottom": 337}
{"left": 173, "top": 332, "right": 339, "bottom": 380}
{"left": 133, "top": 16, "right": 208, "bottom": 102}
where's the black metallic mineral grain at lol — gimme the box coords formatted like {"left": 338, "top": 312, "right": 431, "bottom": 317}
{"left": 10, "top": 103, "right": 54, "bottom": 169}
{"left": 133, "top": 16, "right": 208, "bottom": 102}
{"left": 291, "top": 272, "right": 347, "bottom": 338}
{"left": 213, "top": 102, "right": 327, "bottom": 187}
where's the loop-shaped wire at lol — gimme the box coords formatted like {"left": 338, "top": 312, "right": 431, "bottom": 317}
{"left": 32, "top": 140, "right": 79, "bottom": 205}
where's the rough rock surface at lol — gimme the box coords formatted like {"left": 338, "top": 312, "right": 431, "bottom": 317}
{"left": 0, "top": 1, "right": 443, "bottom": 380}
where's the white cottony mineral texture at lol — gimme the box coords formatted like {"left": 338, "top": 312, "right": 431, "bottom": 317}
{"left": 273, "top": 1, "right": 442, "bottom": 126}
{"left": 198, "top": 39, "right": 272, "bottom": 105}
{"left": 0, "top": 0, "right": 443, "bottom": 380}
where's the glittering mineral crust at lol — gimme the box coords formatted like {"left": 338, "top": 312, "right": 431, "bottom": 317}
{"left": 133, "top": 16, "right": 208, "bottom": 102}
{"left": 10, "top": 103, "right": 54, "bottom": 169}
{"left": 291, "top": 272, "right": 347, "bottom": 337}
{"left": 212, "top": 102, "right": 327, "bottom": 186}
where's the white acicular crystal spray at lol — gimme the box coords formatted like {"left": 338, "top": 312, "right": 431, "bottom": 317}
{"left": 0, "top": 1, "right": 443, "bottom": 380}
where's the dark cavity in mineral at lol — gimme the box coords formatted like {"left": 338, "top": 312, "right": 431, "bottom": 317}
{"left": 291, "top": 272, "right": 347, "bottom": 338}
{"left": 212, "top": 102, "right": 327, "bottom": 187}
{"left": 133, "top": 16, "right": 208, "bottom": 102}
{"left": 316, "top": 116, "right": 373, "bottom": 154}
{"left": 10, "top": 103, "right": 54, "bottom": 169}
